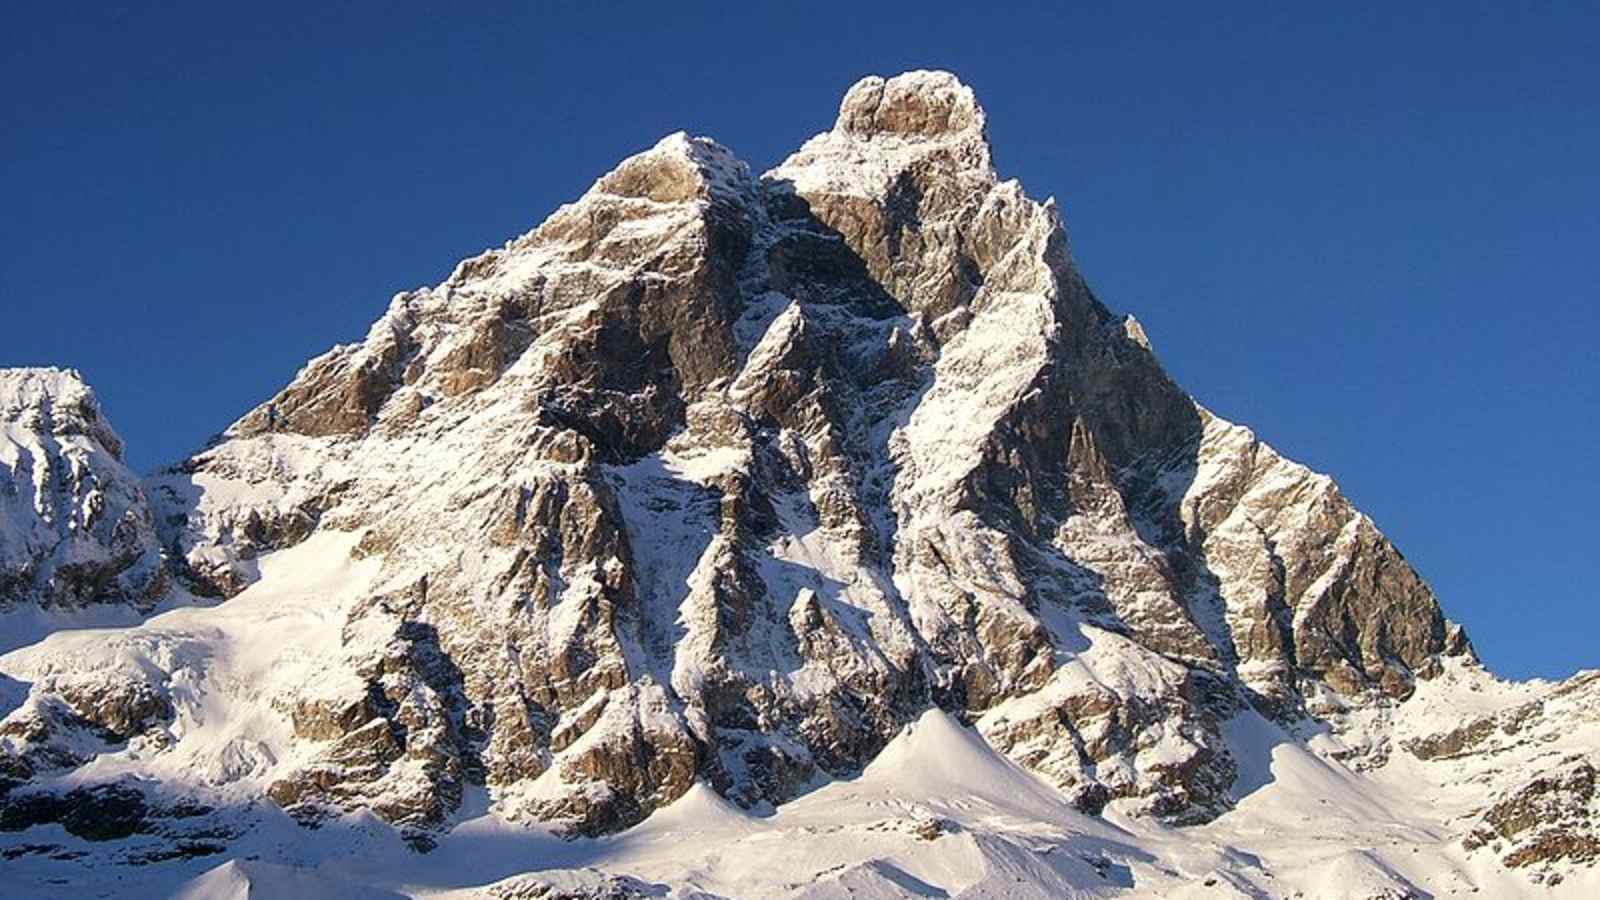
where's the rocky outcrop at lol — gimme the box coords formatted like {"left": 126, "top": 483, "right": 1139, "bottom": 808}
{"left": 1382, "top": 670, "right": 1600, "bottom": 883}
{"left": 0, "top": 368, "right": 165, "bottom": 611}
{"left": 1467, "top": 758, "right": 1600, "bottom": 879}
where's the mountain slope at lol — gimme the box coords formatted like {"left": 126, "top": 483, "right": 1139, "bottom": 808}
{"left": 0, "top": 71, "right": 1592, "bottom": 898}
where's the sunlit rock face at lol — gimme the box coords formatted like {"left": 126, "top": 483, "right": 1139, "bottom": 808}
{"left": 18, "top": 71, "right": 1589, "bottom": 898}
{"left": 46, "top": 69, "right": 1459, "bottom": 838}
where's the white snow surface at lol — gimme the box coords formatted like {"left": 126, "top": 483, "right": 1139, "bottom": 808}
{"left": 2, "top": 530, "right": 382, "bottom": 800}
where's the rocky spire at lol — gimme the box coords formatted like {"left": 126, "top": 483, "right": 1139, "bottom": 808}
{"left": 835, "top": 71, "right": 988, "bottom": 142}
{"left": 126, "top": 71, "right": 1472, "bottom": 837}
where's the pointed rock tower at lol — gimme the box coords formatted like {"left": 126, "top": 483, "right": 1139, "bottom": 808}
{"left": 99, "top": 70, "right": 1473, "bottom": 836}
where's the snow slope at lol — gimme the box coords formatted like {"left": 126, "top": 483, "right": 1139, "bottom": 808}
{"left": 11, "top": 696, "right": 1593, "bottom": 897}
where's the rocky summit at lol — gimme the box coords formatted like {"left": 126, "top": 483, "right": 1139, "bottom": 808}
{"left": 1, "top": 71, "right": 1595, "bottom": 899}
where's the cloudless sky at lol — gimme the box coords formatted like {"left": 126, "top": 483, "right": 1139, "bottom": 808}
{"left": 3, "top": 2, "right": 1596, "bottom": 680}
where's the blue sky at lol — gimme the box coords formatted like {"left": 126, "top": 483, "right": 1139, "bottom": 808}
{"left": 3, "top": 2, "right": 1596, "bottom": 680}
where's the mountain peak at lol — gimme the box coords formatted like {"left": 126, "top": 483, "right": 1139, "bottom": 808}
{"left": 0, "top": 367, "right": 164, "bottom": 611}
{"left": 771, "top": 70, "right": 996, "bottom": 204}
{"left": 11, "top": 71, "right": 1589, "bottom": 899}
{"left": 593, "top": 131, "right": 752, "bottom": 205}
{"left": 0, "top": 366, "right": 93, "bottom": 408}
{"left": 834, "top": 70, "right": 986, "bottom": 140}
{"left": 0, "top": 366, "right": 123, "bottom": 461}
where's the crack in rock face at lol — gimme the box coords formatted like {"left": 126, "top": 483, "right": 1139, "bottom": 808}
{"left": 4, "top": 70, "right": 1583, "bottom": 897}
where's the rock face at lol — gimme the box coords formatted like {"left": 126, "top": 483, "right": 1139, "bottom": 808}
{"left": 129, "top": 69, "right": 1466, "bottom": 832}
{"left": 0, "top": 368, "right": 165, "bottom": 613}
{"left": 0, "top": 70, "right": 1593, "bottom": 897}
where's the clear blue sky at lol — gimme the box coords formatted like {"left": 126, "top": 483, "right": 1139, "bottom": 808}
{"left": 3, "top": 3, "right": 1595, "bottom": 681}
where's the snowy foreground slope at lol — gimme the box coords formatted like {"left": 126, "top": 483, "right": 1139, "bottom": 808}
{"left": 3, "top": 71, "right": 1598, "bottom": 898}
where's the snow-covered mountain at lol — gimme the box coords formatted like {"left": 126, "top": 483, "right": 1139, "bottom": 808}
{"left": 2, "top": 71, "right": 1595, "bottom": 899}
{"left": 0, "top": 368, "right": 165, "bottom": 619}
